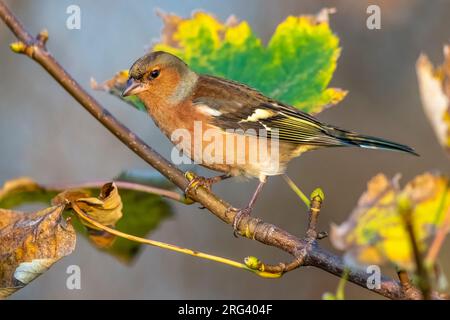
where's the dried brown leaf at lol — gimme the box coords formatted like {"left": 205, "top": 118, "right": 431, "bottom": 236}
{"left": 0, "top": 205, "right": 76, "bottom": 298}
{"left": 53, "top": 183, "right": 123, "bottom": 249}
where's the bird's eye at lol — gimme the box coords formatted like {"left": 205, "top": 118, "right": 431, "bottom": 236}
{"left": 149, "top": 69, "right": 160, "bottom": 79}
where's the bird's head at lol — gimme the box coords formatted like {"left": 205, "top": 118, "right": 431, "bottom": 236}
{"left": 122, "top": 51, "right": 198, "bottom": 105}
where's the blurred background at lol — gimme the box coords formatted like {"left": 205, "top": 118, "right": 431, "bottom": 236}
{"left": 1, "top": 0, "right": 449, "bottom": 299}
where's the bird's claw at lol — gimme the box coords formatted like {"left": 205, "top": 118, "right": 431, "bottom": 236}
{"left": 229, "top": 207, "right": 253, "bottom": 237}
{"left": 184, "top": 172, "right": 214, "bottom": 197}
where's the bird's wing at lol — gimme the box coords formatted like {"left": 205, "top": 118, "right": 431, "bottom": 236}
{"left": 192, "top": 75, "right": 345, "bottom": 147}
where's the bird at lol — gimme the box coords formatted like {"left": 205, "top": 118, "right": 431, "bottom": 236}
{"left": 122, "top": 51, "right": 417, "bottom": 232}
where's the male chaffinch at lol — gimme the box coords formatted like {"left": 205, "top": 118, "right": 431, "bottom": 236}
{"left": 122, "top": 51, "right": 417, "bottom": 231}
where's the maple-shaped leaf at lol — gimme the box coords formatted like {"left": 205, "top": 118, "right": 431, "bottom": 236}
{"left": 94, "top": 8, "right": 346, "bottom": 115}
{"left": 330, "top": 173, "right": 450, "bottom": 271}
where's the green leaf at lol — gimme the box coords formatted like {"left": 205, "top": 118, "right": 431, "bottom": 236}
{"left": 0, "top": 177, "right": 173, "bottom": 264}
{"left": 95, "top": 9, "right": 346, "bottom": 115}
{"left": 0, "top": 178, "right": 58, "bottom": 209}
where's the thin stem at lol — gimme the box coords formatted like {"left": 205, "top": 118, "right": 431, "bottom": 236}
{"left": 0, "top": 2, "right": 33, "bottom": 43}
{"left": 426, "top": 208, "right": 450, "bottom": 265}
{"left": 46, "top": 180, "right": 186, "bottom": 203}
{"left": 283, "top": 175, "right": 310, "bottom": 209}
{"left": 401, "top": 203, "right": 432, "bottom": 300}
{"left": 72, "top": 203, "right": 281, "bottom": 279}
{"left": 335, "top": 268, "right": 349, "bottom": 300}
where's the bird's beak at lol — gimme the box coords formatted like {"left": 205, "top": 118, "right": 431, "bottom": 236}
{"left": 122, "top": 78, "right": 146, "bottom": 97}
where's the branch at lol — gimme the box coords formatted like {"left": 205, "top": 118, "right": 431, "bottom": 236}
{"left": 72, "top": 203, "right": 282, "bottom": 279}
{"left": 0, "top": 1, "right": 444, "bottom": 300}
{"left": 45, "top": 180, "right": 188, "bottom": 203}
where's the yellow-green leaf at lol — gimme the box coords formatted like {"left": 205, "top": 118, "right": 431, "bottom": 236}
{"left": 96, "top": 9, "right": 346, "bottom": 115}
{"left": 330, "top": 173, "right": 450, "bottom": 271}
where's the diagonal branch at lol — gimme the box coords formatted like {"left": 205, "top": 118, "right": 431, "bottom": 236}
{"left": 0, "top": 1, "right": 443, "bottom": 300}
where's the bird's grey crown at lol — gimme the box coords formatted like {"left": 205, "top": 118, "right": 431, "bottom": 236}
{"left": 129, "top": 51, "right": 188, "bottom": 80}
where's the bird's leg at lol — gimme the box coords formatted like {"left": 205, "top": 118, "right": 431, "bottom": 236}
{"left": 232, "top": 176, "right": 267, "bottom": 235}
{"left": 184, "top": 172, "right": 231, "bottom": 196}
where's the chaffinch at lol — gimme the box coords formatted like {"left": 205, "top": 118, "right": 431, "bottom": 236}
{"left": 123, "top": 51, "right": 417, "bottom": 231}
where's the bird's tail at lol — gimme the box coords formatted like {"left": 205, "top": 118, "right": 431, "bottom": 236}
{"left": 328, "top": 128, "right": 419, "bottom": 156}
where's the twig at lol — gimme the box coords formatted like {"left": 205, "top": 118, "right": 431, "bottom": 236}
{"left": 0, "top": 0, "right": 445, "bottom": 300}
{"left": 248, "top": 256, "right": 305, "bottom": 274}
{"left": 398, "top": 197, "right": 432, "bottom": 299}
{"left": 426, "top": 208, "right": 450, "bottom": 266}
{"left": 283, "top": 174, "right": 310, "bottom": 209}
{"left": 306, "top": 188, "right": 324, "bottom": 240}
{"left": 45, "top": 180, "right": 188, "bottom": 203}
{"left": 335, "top": 268, "right": 349, "bottom": 300}
{"left": 72, "top": 203, "right": 282, "bottom": 278}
